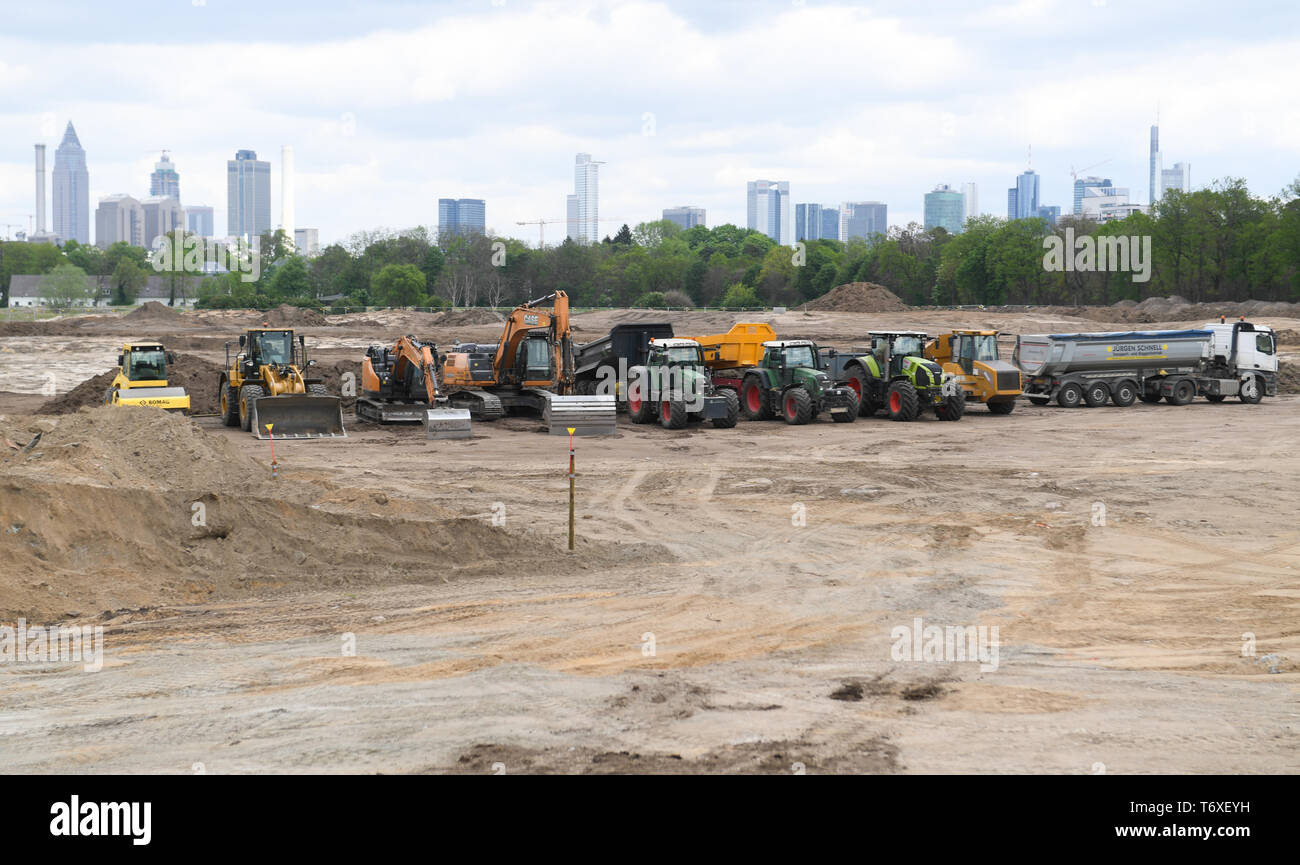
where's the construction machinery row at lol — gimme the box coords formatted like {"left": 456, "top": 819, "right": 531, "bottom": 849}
{"left": 108, "top": 310, "right": 1280, "bottom": 438}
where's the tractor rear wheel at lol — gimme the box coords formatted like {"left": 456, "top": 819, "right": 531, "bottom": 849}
{"left": 783, "top": 388, "right": 813, "bottom": 425}
{"left": 239, "top": 384, "right": 265, "bottom": 432}
{"left": 221, "top": 382, "right": 240, "bottom": 426}
{"left": 988, "top": 398, "right": 1016, "bottom": 414}
{"left": 660, "top": 398, "right": 687, "bottom": 429}
{"left": 887, "top": 381, "right": 919, "bottom": 421}
{"left": 742, "top": 376, "right": 771, "bottom": 420}
{"left": 936, "top": 387, "right": 966, "bottom": 421}
{"left": 628, "top": 383, "right": 653, "bottom": 423}
{"left": 711, "top": 389, "right": 740, "bottom": 428}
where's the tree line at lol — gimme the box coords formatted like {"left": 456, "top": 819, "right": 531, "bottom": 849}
{"left": 3, "top": 175, "right": 1297, "bottom": 310}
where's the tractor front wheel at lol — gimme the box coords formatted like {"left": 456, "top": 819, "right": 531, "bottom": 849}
{"left": 783, "top": 388, "right": 813, "bottom": 425}
{"left": 832, "top": 391, "right": 859, "bottom": 422}
{"left": 660, "top": 398, "right": 687, "bottom": 429}
{"left": 711, "top": 389, "right": 740, "bottom": 428}
{"left": 936, "top": 387, "right": 966, "bottom": 421}
{"left": 886, "top": 381, "right": 919, "bottom": 421}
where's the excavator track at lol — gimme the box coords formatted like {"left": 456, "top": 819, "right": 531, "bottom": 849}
{"left": 447, "top": 390, "right": 505, "bottom": 421}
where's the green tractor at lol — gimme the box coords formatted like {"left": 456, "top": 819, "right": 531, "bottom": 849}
{"left": 735, "top": 340, "right": 859, "bottom": 425}
{"left": 826, "top": 331, "right": 965, "bottom": 421}
{"left": 627, "top": 338, "right": 740, "bottom": 429}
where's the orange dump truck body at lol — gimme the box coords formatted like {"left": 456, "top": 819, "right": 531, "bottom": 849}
{"left": 688, "top": 323, "right": 777, "bottom": 370}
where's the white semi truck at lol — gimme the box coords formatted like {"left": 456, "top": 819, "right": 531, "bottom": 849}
{"left": 1014, "top": 319, "right": 1278, "bottom": 407}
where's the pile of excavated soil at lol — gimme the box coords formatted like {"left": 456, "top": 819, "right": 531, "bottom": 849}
{"left": 37, "top": 353, "right": 226, "bottom": 416}
{"left": 249, "top": 304, "right": 328, "bottom": 327}
{"left": 1278, "top": 360, "right": 1300, "bottom": 394}
{"left": 434, "top": 308, "right": 505, "bottom": 326}
{"left": 124, "top": 301, "right": 183, "bottom": 322}
{"left": 803, "top": 282, "right": 909, "bottom": 313}
{"left": 315, "top": 359, "right": 363, "bottom": 409}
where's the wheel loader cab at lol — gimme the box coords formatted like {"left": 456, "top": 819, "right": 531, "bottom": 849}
{"left": 954, "top": 333, "right": 999, "bottom": 375}
{"left": 251, "top": 330, "right": 294, "bottom": 367}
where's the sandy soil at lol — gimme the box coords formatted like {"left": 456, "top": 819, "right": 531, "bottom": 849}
{"left": 0, "top": 307, "right": 1297, "bottom": 774}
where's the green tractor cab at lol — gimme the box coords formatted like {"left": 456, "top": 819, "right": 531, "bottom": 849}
{"left": 826, "top": 331, "right": 965, "bottom": 421}
{"left": 738, "top": 340, "right": 858, "bottom": 425}
{"left": 627, "top": 338, "right": 739, "bottom": 429}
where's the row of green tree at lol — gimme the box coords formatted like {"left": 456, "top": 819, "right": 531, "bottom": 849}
{"left": 3, "top": 175, "right": 1297, "bottom": 310}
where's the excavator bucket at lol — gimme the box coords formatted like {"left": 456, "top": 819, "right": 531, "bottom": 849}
{"left": 538, "top": 391, "right": 617, "bottom": 436}
{"left": 424, "top": 408, "right": 473, "bottom": 440}
{"left": 250, "top": 395, "right": 347, "bottom": 439}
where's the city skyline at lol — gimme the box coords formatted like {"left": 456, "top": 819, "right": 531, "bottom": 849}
{"left": 2, "top": 1, "right": 1295, "bottom": 247}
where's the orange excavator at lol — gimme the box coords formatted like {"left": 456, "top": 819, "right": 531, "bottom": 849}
{"left": 357, "top": 335, "right": 471, "bottom": 437}
{"left": 441, "top": 291, "right": 615, "bottom": 435}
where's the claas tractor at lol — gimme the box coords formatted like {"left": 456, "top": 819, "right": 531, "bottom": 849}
{"left": 104, "top": 342, "right": 190, "bottom": 413}
{"left": 735, "top": 340, "right": 859, "bottom": 425}
{"left": 219, "top": 328, "right": 345, "bottom": 439}
{"left": 826, "top": 331, "right": 964, "bottom": 421}
{"left": 925, "top": 330, "right": 1022, "bottom": 414}
{"left": 626, "top": 337, "right": 739, "bottom": 429}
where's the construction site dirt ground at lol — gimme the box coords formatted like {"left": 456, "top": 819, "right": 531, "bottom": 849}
{"left": 1, "top": 307, "right": 1298, "bottom": 774}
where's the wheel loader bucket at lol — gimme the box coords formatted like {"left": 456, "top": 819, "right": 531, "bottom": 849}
{"left": 250, "top": 395, "right": 347, "bottom": 439}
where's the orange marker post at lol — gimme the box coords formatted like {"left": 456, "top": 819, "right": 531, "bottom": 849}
{"left": 567, "top": 426, "right": 576, "bottom": 551}
{"left": 265, "top": 423, "right": 278, "bottom": 479}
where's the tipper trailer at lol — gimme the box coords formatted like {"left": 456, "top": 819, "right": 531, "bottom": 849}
{"left": 1014, "top": 320, "right": 1278, "bottom": 407}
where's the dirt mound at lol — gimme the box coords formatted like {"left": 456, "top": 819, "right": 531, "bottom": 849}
{"left": 37, "top": 354, "right": 226, "bottom": 416}
{"left": 315, "top": 359, "right": 363, "bottom": 409}
{"left": 249, "top": 304, "right": 328, "bottom": 327}
{"left": 124, "top": 301, "right": 182, "bottom": 322}
{"left": 434, "top": 308, "right": 505, "bottom": 326}
{"left": 803, "top": 282, "right": 909, "bottom": 313}
{"left": 1278, "top": 360, "right": 1300, "bottom": 395}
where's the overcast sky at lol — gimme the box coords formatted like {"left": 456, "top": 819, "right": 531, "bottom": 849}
{"left": 2, "top": 0, "right": 1298, "bottom": 247}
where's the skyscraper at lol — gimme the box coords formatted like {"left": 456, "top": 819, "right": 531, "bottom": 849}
{"left": 565, "top": 194, "right": 579, "bottom": 243}
{"left": 142, "top": 196, "right": 184, "bottom": 248}
{"left": 294, "top": 228, "right": 320, "bottom": 257}
{"left": 1160, "top": 162, "right": 1191, "bottom": 198}
{"left": 747, "top": 180, "right": 790, "bottom": 244}
{"left": 571, "top": 153, "right": 602, "bottom": 244}
{"left": 95, "top": 194, "right": 144, "bottom": 248}
{"left": 820, "top": 207, "right": 840, "bottom": 241}
{"left": 149, "top": 151, "right": 180, "bottom": 199}
{"left": 839, "top": 201, "right": 887, "bottom": 242}
{"left": 1073, "top": 176, "right": 1113, "bottom": 216}
{"left": 1006, "top": 188, "right": 1018, "bottom": 220}
{"left": 1149, "top": 124, "right": 1161, "bottom": 207}
{"left": 663, "top": 206, "right": 705, "bottom": 230}
{"left": 1036, "top": 205, "right": 1061, "bottom": 227}
{"left": 226, "top": 149, "right": 271, "bottom": 241}
{"left": 962, "top": 182, "right": 979, "bottom": 223}
{"left": 923, "top": 184, "right": 964, "bottom": 234}
{"left": 438, "top": 198, "right": 487, "bottom": 236}
{"left": 52, "top": 122, "right": 90, "bottom": 245}
{"left": 186, "top": 206, "right": 215, "bottom": 238}
{"left": 1014, "top": 170, "right": 1040, "bottom": 220}
{"left": 794, "top": 203, "right": 822, "bottom": 241}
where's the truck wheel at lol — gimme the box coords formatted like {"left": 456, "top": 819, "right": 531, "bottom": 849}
{"left": 832, "top": 391, "right": 858, "bottom": 423}
{"left": 1238, "top": 376, "right": 1262, "bottom": 404}
{"left": 783, "top": 388, "right": 812, "bottom": 425}
{"left": 712, "top": 389, "right": 739, "bottom": 428}
{"left": 1139, "top": 381, "right": 1163, "bottom": 403}
{"left": 1205, "top": 394, "right": 1226, "bottom": 403}
{"left": 1056, "top": 383, "right": 1084, "bottom": 408}
{"left": 887, "top": 381, "right": 919, "bottom": 421}
{"left": 239, "top": 384, "right": 265, "bottom": 432}
{"left": 742, "top": 376, "right": 771, "bottom": 420}
{"left": 1083, "top": 381, "right": 1109, "bottom": 407}
{"left": 1028, "top": 396, "right": 1050, "bottom": 406}
{"left": 1166, "top": 379, "right": 1195, "bottom": 406}
{"left": 221, "top": 382, "right": 241, "bottom": 426}
{"left": 847, "top": 367, "right": 874, "bottom": 416}
{"left": 936, "top": 388, "right": 965, "bottom": 421}
{"left": 1110, "top": 381, "right": 1137, "bottom": 407}
{"left": 628, "top": 384, "right": 653, "bottom": 423}
{"left": 660, "top": 398, "right": 687, "bottom": 429}
{"left": 988, "top": 399, "right": 1016, "bottom": 414}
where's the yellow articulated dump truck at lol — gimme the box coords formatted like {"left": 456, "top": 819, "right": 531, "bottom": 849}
{"left": 925, "top": 330, "right": 1022, "bottom": 414}
{"left": 104, "top": 342, "right": 191, "bottom": 413}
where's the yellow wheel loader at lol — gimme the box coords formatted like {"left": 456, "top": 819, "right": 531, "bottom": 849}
{"left": 924, "top": 330, "right": 1022, "bottom": 414}
{"left": 104, "top": 342, "right": 191, "bottom": 413}
{"left": 218, "top": 328, "right": 346, "bottom": 438}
